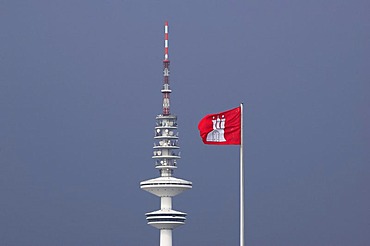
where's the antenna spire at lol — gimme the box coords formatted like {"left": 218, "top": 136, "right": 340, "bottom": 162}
{"left": 164, "top": 21, "right": 169, "bottom": 61}
{"left": 162, "top": 21, "right": 171, "bottom": 115}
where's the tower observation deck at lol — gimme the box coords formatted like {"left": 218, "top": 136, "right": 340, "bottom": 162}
{"left": 140, "top": 22, "right": 192, "bottom": 246}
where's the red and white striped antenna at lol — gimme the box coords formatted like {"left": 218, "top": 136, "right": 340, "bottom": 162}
{"left": 162, "top": 21, "right": 171, "bottom": 115}
{"left": 164, "top": 21, "right": 169, "bottom": 61}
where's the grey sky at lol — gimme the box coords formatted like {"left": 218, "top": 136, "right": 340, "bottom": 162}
{"left": 1, "top": 1, "right": 369, "bottom": 246}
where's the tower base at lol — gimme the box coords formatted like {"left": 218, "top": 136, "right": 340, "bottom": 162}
{"left": 160, "top": 229, "right": 172, "bottom": 246}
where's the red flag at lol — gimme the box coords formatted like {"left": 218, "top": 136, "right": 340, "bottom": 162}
{"left": 198, "top": 106, "right": 241, "bottom": 145}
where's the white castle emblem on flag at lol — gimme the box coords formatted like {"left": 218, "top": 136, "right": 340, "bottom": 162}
{"left": 206, "top": 115, "right": 226, "bottom": 142}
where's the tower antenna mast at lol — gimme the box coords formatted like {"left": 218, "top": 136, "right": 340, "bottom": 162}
{"left": 162, "top": 21, "right": 171, "bottom": 115}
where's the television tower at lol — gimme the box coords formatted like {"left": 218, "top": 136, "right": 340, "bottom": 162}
{"left": 140, "top": 22, "right": 192, "bottom": 246}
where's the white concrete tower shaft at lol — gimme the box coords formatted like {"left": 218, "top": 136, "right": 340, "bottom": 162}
{"left": 140, "top": 21, "right": 192, "bottom": 246}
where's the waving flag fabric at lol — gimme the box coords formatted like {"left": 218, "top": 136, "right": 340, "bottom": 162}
{"left": 198, "top": 106, "right": 241, "bottom": 145}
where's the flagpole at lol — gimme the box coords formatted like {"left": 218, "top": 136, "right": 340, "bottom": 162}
{"left": 240, "top": 103, "right": 244, "bottom": 246}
